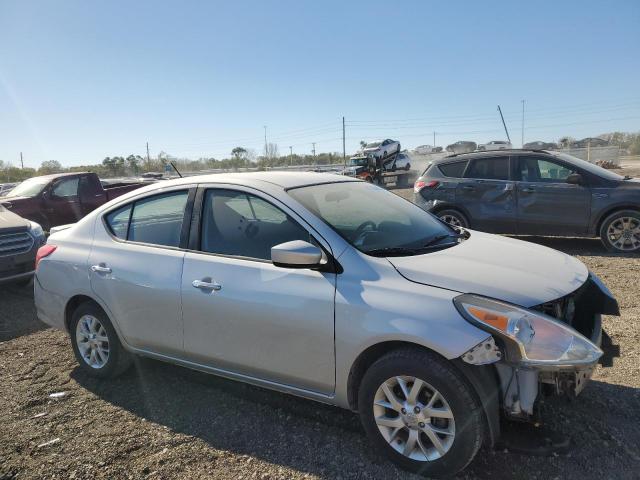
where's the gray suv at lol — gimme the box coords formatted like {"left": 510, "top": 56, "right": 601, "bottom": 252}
{"left": 414, "top": 150, "right": 640, "bottom": 253}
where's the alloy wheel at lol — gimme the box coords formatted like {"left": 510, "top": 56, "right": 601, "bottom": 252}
{"left": 373, "top": 376, "right": 455, "bottom": 461}
{"left": 75, "top": 314, "right": 110, "bottom": 369}
{"left": 607, "top": 216, "right": 640, "bottom": 251}
{"left": 439, "top": 214, "right": 463, "bottom": 228}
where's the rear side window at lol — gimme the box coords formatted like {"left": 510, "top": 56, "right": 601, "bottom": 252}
{"left": 200, "top": 189, "right": 310, "bottom": 261}
{"left": 438, "top": 161, "right": 468, "bottom": 178}
{"left": 105, "top": 190, "right": 189, "bottom": 247}
{"left": 465, "top": 157, "right": 509, "bottom": 180}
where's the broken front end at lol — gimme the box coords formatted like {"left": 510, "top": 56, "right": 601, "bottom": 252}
{"left": 455, "top": 273, "right": 618, "bottom": 420}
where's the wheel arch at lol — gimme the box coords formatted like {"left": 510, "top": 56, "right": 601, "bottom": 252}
{"left": 346, "top": 341, "right": 500, "bottom": 447}
{"left": 429, "top": 203, "right": 471, "bottom": 225}
{"left": 594, "top": 205, "right": 640, "bottom": 235}
{"left": 64, "top": 294, "right": 103, "bottom": 332}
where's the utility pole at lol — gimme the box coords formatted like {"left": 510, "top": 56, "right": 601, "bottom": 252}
{"left": 289, "top": 146, "right": 293, "bottom": 166}
{"left": 521, "top": 100, "right": 525, "bottom": 148}
{"left": 312, "top": 142, "right": 316, "bottom": 164}
{"left": 433, "top": 132, "right": 436, "bottom": 148}
{"left": 263, "top": 126, "right": 268, "bottom": 158}
{"left": 497, "top": 105, "right": 511, "bottom": 143}
{"left": 342, "top": 116, "right": 346, "bottom": 168}
{"left": 20, "top": 152, "right": 24, "bottom": 169}
{"left": 146, "top": 142, "right": 150, "bottom": 169}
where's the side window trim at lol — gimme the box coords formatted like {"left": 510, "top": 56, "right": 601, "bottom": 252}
{"left": 101, "top": 186, "right": 196, "bottom": 251}
{"left": 188, "top": 185, "right": 335, "bottom": 265}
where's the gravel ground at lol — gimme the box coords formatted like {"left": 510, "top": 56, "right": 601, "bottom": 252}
{"left": 1, "top": 170, "right": 639, "bottom": 479}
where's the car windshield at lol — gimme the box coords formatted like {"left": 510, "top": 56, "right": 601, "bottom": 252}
{"left": 3, "top": 177, "right": 50, "bottom": 198}
{"left": 288, "top": 182, "right": 458, "bottom": 256}
{"left": 365, "top": 142, "right": 382, "bottom": 148}
{"left": 349, "top": 158, "right": 368, "bottom": 167}
{"left": 549, "top": 152, "right": 625, "bottom": 181}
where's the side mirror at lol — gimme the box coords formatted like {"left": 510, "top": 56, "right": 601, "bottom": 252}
{"left": 566, "top": 173, "right": 583, "bottom": 185}
{"left": 271, "top": 240, "right": 322, "bottom": 269}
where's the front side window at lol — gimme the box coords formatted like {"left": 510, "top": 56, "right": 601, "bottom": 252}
{"left": 52, "top": 178, "right": 79, "bottom": 198}
{"left": 200, "top": 189, "right": 311, "bottom": 261}
{"left": 518, "top": 157, "right": 576, "bottom": 183}
{"left": 288, "top": 182, "right": 454, "bottom": 255}
{"left": 465, "top": 157, "right": 509, "bottom": 180}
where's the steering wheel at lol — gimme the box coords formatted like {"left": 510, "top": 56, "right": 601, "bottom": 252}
{"left": 352, "top": 220, "right": 377, "bottom": 245}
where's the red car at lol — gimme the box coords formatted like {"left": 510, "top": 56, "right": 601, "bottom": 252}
{"left": 0, "top": 172, "right": 146, "bottom": 231}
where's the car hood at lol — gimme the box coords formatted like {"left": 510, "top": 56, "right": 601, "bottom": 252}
{"left": 0, "top": 206, "right": 31, "bottom": 233}
{"left": 386, "top": 231, "right": 588, "bottom": 307}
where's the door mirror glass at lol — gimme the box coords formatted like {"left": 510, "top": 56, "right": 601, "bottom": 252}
{"left": 566, "top": 173, "right": 583, "bottom": 185}
{"left": 271, "top": 240, "right": 322, "bottom": 268}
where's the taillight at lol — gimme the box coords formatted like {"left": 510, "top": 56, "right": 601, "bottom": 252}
{"left": 35, "top": 245, "right": 57, "bottom": 270}
{"left": 414, "top": 180, "right": 440, "bottom": 193}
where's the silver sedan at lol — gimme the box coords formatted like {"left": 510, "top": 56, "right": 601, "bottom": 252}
{"left": 34, "top": 172, "right": 615, "bottom": 477}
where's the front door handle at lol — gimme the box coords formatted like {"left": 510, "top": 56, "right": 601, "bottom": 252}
{"left": 462, "top": 185, "right": 475, "bottom": 191}
{"left": 521, "top": 187, "right": 535, "bottom": 193}
{"left": 91, "top": 264, "right": 112, "bottom": 274}
{"left": 192, "top": 279, "right": 222, "bottom": 291}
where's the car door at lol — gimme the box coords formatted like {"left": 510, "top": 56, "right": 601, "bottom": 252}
{"left": 455, "top": 156, "right": 517, "bottom": 233}
{"left": 78, "top": 174, "right": 107, "bottom": 216}
{"left": 181, "top": 186, "right": 336, "bottom": 394}
{"left": 46, "top": 176, "right": 84, "bottom": 226}
{"left": 515, "top": 156, "right": 590, "bottom": 235}
{"left": 88, "top": 187, "right": 193, "bottom": 357}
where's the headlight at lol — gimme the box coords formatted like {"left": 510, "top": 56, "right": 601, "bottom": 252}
{"left": 454, "top": 294, "right": 602, "bottom": 367}
{"left": 29, "top": 221, "right": 44, "bottom": 238}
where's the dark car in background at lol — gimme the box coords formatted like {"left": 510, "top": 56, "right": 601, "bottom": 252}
{"left": 446, "top": 140, "right": 477, "bottom": 154}
{"left": 523, "top": 141, "right": 558, "bottom": 150}
{"left": 0, "top": 204, "right": 46, "bottom": 285}
{"left": 0, "top": 172, "right": 145, "bottom": 232}
{"left": 414, "top": 149, "right": 640, "bottom": 252}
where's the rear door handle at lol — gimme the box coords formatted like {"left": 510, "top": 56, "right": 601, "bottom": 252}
{"left": 192, "top": 279, "right": 222, "bottom": 291}
{"left": 521, "top": 187, "right": 535, "bottom": 193}
{"left": 462, "top": 185, "right": 475, "bottom": 191}
{"left": 91, "top": 264, "right": 112, "bottom": 274}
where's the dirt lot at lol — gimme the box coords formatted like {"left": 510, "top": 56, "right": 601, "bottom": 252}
{"left": 1, "top": 169, "right": 639, "bottom": 480}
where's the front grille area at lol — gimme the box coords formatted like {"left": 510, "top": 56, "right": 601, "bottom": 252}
{"left": 0, "top": 232, "right": 34, "bottom": 257}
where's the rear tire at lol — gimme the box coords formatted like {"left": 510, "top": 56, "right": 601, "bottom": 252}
{"left": 437, "top": 209, "right": 469, "bottom": 229}
{"left": 599, "top": 210, "right": 640, "bottom": 253}
{"left": 70, "top": 302, "right": 132, "bottom": 378}
{"left": 358, "top": 348, "right": 483, "bottom": 477}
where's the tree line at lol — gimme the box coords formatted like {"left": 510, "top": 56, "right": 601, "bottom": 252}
{"left": 2, "top": 131, "right": 639, "bottom": 183}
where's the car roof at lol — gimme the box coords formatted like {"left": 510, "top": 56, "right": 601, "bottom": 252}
{"left": 131, "top": 171, "right": 359, "bottom": 191}
{"left": 434, "top": 149, "right": 552, "bottom": 163}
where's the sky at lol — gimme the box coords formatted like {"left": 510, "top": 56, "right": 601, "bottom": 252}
{"left": 1, "top": 0, "right": 639, "bottom": 168}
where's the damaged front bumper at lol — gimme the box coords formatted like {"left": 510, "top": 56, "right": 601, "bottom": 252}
{"left": 458, "top": 272, "right": 617, "bottom": 421}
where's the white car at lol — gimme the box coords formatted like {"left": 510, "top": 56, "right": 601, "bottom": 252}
{"left": 362, "top": 139, "right": 401, "bottom": 159}
{"left": 477, "top": 140, "right": 512, "bottom": 151}
{"left": 34, "top": 172, "right": 614, "bottom": 477}
{"left": 414, "top": 145, "right": 440, "bottom": 155}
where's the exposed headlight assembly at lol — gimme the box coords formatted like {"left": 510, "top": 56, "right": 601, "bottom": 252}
{"left": 454, "top": 294, "right": 602, "bottom": 367}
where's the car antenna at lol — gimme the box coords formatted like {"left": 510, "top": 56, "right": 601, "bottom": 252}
{"left": 170, "top": 162, "right": 183, "bottom": 178}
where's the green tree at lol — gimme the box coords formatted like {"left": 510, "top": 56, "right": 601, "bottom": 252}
{"left": 38, "top": 160, "right": 63, "bottom": 174}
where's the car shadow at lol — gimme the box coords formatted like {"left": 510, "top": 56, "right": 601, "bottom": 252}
{"left": 71, "top": 358, "right": 640, "bottom": 479}
{"left": 0, "top": 281, "right": 47, "bottom": 342}
{"left": 508, "top": 235, "right": 640, "bottom": 258}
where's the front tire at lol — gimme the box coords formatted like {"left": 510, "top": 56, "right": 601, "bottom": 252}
{"left": 358, "top": 348, "right": 483, "bottom": 477}
{"left": 70, "top": 302, "right": 132, "bottom": 378}
{"left": 600, "top": 210, "right": 640, "bottom": 253}
{"left": 437, "top": 209, "right": 469, "bottom": 229}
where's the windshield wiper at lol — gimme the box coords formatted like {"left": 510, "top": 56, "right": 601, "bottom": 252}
{"left": 365, "top": 233, "right": 464, "bottom": 257}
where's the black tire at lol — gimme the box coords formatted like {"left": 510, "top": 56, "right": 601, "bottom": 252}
{"left": 358, "top": 348, "right": 483, "bottom": 477}
{"left": 437, "top": 209, "right": 469, "bottom": 229}
{"left": 599, "top": 209, "right": 640, "bottom": 253}
{"left": 69, "top": 301, "right": 133, "bottom": 378}
{"left": 405, "top": 163, "right": 411, "bottom": 171}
